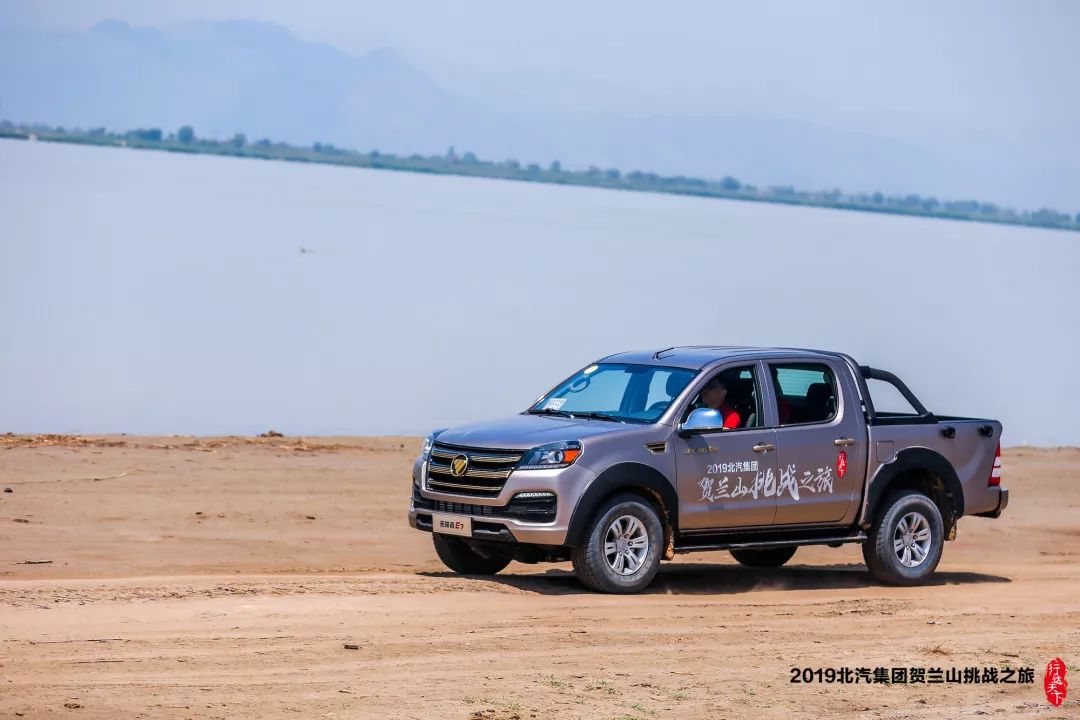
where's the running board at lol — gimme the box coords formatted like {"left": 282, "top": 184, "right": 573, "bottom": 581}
{"left": 674, "top": 532, "right": 866, "bottom": 554}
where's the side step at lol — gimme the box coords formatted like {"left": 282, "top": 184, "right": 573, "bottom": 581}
{"left": 674, "top": 532, "right": 866, "bottom": 554}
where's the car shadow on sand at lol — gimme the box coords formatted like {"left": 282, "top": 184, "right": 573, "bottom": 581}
{"left": 419, "top": 562, "right": 1011, "bottom": 596}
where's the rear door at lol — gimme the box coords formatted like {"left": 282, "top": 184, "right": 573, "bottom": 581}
{"left": 767, "top": 358, "right": 866, "bottom": 525}
{"left": 672, "top": 362, "right": 780, "bottom": 529}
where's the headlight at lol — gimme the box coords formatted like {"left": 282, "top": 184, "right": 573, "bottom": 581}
{"left": 518, "top": 441, "right": 582, "bottom": 470}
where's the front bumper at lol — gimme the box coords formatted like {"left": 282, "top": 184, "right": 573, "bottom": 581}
{"left": 407, "top": 459, "right": 597, "bottom": 546}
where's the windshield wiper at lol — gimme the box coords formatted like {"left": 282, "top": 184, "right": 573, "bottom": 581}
{"left": 527, "top": 409, "right": 624, "bottom": 422}
{"left": 527, "top": 408, "right": 575, "bottom": 418}
{"left": 566, "top": 411, "right": 626, "bottom": 423}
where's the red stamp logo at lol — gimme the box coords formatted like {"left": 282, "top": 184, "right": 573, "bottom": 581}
{"left": 1044, "top": 658, "right": 1068, "bottom": 706}
{"left": 837, "top": 451, "right": 848, "bottom": 479}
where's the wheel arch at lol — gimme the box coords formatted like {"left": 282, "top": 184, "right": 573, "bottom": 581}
{"left": 862, "top": 447, "right": 964, "bottom": 531}
{"left": 564, "top": 462, "right": 678, "bottom": 549}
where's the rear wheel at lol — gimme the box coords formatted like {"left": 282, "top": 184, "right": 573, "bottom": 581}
{"left": 730, "top": 546, "right": 797, "bottom": 567}
{"left": 571, "top": 494, "right": 663, "bottom": 594}
{"left": 862, "top": 491, "right": 944, "bottom": 585}
{"left": 432, "top": 534, "right": 513, "bottom": 575}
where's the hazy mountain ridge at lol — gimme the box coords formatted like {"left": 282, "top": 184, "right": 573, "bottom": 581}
{"left": 0, "top": 19, "right": 495, "bottom": 151}
{"left": 1, "top": 18, "right": 1075, "bottom": 209}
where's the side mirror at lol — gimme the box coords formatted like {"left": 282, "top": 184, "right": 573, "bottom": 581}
{"left": 678, "top": 407, "right": 726, "bottom": 437}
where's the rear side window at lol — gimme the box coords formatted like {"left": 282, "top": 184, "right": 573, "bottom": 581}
{"left": 770, "top": 363, "right": 838, "bottom": 426}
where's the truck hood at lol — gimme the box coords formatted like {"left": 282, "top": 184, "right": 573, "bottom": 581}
{"left": 434, "top": 413, "right": 632, "bottom": 450}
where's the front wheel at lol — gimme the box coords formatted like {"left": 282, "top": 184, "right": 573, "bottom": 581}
{"left": 571, "top": 494, "right": 664, "bottom": 594}
{"left": 862, "top": 491, "right": 944, "bottom": 585}
{"left": 432, "top": 534, "right": 513, "bottom": 575}
{"left": 730, "top": 546, "right": 797, "bottom": 567}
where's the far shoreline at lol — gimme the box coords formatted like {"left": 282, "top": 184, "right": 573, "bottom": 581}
{"left": 1, "top": 433, "right": 1073, "bottom": 451}
{"left": 2, "top": 128, "right": 1076, "bottom": 235}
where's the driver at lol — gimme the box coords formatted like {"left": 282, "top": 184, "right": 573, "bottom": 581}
{"left": 700, "top": 375, "right": 741, "bottom": 429}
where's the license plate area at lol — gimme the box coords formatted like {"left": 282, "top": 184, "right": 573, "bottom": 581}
{"left": 432, "top": 513, "right": 472, "bottom": 537}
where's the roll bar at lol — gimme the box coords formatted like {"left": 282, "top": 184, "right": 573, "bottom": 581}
{"left": 859, "top": 365, "right": 932, "bottom": 419}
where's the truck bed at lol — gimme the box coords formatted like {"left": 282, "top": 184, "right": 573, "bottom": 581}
{"left": 863, "top": 417, "right": 1003, "bottom": 520}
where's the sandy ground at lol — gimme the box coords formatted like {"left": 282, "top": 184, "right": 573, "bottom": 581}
{"left": 0, "top": 435, "right": 1077, "bottom": 719}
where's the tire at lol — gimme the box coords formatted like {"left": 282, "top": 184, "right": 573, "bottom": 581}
{"left": 862, "top": 491, "right": 944, "bottom": 585}
{"left": 730, "top": 546, "right": 797, "bottom": 567}
{"left": 571, "top": 493, "right": 664, "bottom": 594}
{"left": 432, "top": 534, "right": 513, "bottom": 575}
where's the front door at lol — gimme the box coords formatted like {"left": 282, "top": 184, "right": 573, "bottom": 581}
{"left": 768, "top": 360, "right": 866, "bottom": 525}
{"left": 673, "top": 363, "right": 780, "bottom": 529}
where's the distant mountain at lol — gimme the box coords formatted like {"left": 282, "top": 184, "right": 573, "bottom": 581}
{"left": 0, "top": 19, "right": 515, "bottom": 154}
{"left": 1, "top": 18, "right": 1075, "bottom": 209}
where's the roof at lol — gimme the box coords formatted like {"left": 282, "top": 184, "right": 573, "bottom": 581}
{"left": 599, "top": 346, "right": 850, "bottom": 371}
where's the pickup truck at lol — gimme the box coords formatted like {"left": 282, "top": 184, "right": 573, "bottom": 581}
{"left": 408, "top": 347, "right": 1008, "bottom": 593}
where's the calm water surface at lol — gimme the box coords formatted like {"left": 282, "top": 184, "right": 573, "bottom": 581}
{"left": 1, "top": 139, "right": 1077, "bottom": 444}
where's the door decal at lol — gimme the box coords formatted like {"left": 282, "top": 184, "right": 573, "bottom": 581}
{"left": 698, "top": 462, "right": 834, "bottom": 503}
{"left": 837, "top": 450, "right": 848, "bottom": 479}
{"left": 698, "top": 466, "right": 773, "bottom": 502}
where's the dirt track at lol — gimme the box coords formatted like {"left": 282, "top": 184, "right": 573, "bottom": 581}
{"left": 1, "top": 436, "right": 1077, "bottom": 719}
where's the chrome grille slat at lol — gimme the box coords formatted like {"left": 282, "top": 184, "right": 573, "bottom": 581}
{"left": 427, "top": 442, "right": 520, "bottom": 497}
{"left": 430, "top": 449, "right": 522, "bottom": 463}
{"left": 428, "top": 480, "right": 503, "bottom": 493}
{"left": 429, "top": 466, "right": 511, "bottom": 480}
{"left": 468, "top": 453, "right": 524, "bottom": 463}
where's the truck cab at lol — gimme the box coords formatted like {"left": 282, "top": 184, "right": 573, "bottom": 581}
{"left": 409, "top": 346, "right": 1007, "bottom": 593}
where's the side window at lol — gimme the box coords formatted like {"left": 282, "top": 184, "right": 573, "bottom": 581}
{"left": 684, "top": 365, "right": 762, "bottom": 429}
{"left": 770, "top": 363, "right": 838, "bottom": 426}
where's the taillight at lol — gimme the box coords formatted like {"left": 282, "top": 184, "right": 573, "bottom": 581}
{"left": 988, "top": 442, "right": 1001, "bottom": 486}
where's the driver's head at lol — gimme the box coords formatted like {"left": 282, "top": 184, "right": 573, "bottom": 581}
{"left": 701, "top": 376, "right": 728, "bottom": 409}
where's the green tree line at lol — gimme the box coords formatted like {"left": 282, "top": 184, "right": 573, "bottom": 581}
{"left": 2, "top": 120, "right": 1077, "bottom": 233}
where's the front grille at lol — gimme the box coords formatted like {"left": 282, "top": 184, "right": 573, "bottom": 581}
{"left": 426, "top": 442, "right": 522, "bottom": 497}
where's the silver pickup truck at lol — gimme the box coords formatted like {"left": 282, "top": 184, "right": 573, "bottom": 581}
{"left": 408, "top": 347, "right": 1008, "bottom": 593}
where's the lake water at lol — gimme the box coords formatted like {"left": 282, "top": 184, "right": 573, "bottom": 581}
{"left": 1, "top": 139, "right": 1077, "bottom": 444}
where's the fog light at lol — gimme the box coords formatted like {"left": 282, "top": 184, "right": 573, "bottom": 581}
{"left": 513, "top": 491, "right": 556, "bottom": 500}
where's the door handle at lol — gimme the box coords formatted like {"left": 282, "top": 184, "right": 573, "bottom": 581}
{"left": 752, "top": 443, "right": 775, "bottom": 453}
{"left": 834, "top": 437, "right": 856, "bottom": 446}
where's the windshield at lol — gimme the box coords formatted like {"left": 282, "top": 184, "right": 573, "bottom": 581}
{"left": 528, "top": 363, "right": 697, "bottom": 424}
